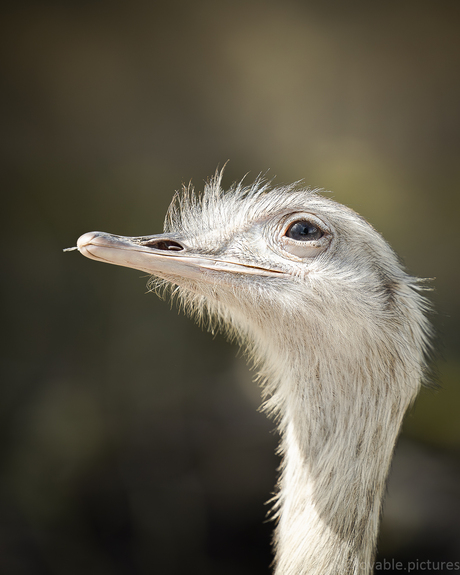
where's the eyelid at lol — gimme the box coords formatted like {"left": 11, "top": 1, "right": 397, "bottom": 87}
{"left": 276, "top": 213, "right": 332, "bottom": 260}
{"left": 281, "top": 213, "right": 331, "bottom": 237}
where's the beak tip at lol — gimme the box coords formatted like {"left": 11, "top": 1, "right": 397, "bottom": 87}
{"left": 77, "top": 232, "right": 100, "bottom": 251}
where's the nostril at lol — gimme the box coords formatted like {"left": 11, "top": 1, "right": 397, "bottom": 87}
{"left": 144, "top": 239, "right": 184, "bottom": 251}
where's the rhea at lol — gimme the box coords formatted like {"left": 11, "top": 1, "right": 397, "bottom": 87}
{"left": 75, "top": 172, "right": 431, "bottom": 575}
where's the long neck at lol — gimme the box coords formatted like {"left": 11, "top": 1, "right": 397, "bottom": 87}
{"left": 221, "top": 288, "right": 426, "bottom": 575}
{"left": 267, "top": 354, "right": 418, "bottom": 575}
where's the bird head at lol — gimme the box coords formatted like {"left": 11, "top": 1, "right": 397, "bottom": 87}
{"left": 77, "top": 172, "right": 430, "bottom": 386}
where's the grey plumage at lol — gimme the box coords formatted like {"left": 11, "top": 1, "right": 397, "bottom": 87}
{"left": 75, "top": 170, "right": 432, "bottom": 575}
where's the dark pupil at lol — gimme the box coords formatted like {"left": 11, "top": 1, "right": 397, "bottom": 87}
{"left": 286, "top": 220, "right": 322, "bottom": 241}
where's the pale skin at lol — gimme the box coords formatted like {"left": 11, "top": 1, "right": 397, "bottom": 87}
{"left": 74, "top": 171, "right": 432, "bottom": 575}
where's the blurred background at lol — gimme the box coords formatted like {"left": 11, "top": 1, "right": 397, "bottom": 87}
{"left": 1, "top": 1, "right": 459, "bottom": 573}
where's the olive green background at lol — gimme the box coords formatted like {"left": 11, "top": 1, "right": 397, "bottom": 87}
{"left": 2, "top": 1, "right": 459, "bottom": 574}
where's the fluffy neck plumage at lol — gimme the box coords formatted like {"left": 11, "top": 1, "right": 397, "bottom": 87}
{"left": 194, "top": 273, "right": 427, "bottom": 575}
{"left": 257, "top": 335, "right": 420, "bottom": 575}
{"left": 241, "top": 306, "right": 422, "bottom": 575}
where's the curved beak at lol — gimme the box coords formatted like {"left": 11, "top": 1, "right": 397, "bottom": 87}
{"left": 76, "top": 231, "right": 284, "bottom": 281}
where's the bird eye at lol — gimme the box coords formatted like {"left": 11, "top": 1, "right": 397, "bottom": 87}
{"left": 285, "top": 220, "right": 323, "bottom": 242}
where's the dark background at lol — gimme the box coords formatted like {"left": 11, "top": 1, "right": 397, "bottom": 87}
{"left": 1, "top": 1, "right": 460, "bottom": 574}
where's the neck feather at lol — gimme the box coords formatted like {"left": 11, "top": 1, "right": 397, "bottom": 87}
{"left": 212, "top": 283, "right": 428, "bottom": 575}
{"left": 263, "top": 349, "right": 420, "bottom": 575}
